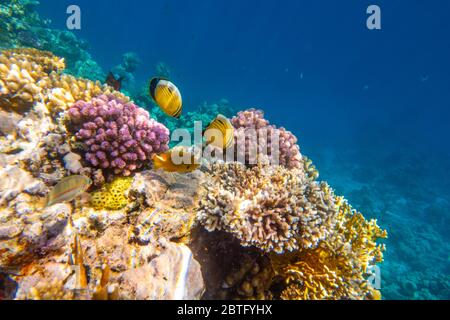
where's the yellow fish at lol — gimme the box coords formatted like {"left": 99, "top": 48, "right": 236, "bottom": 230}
{"left": 203, "top": 114, "right": 235, "bottom": 150}
{"left": 45, "top": 175, "right": 92, "bottom": 208}
{"left": 152, "top": 147, "right": 200, "bottom": 173}
{"left": 149, "top": 77, "right": 182, "bottom": 118}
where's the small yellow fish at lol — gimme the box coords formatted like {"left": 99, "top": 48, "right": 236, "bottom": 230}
{"left": 45, "top": 175, "right": 92, "bottom": 208}
{"left": 203, "top": 114, "right": 235, "bottom": 150}
{"left": 149, "top": 77, "right": 182, "bottom": 118}
{"left": 152, "top": 147, "right": 200, "bottom": 173}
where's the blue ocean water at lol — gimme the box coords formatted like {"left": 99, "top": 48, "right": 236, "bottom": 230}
{"left": 36, "top": 0, "right": 450, "bottom": 299}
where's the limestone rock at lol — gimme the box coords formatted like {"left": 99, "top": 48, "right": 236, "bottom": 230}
{"left": 118, "top": 240, "right": 204, "bottom": 300}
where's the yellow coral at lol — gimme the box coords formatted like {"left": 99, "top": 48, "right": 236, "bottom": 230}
{"left": 91, "top": 177, "right": 133, "bottom": 210}
{"left": 46, "top": 73, "right": 129, "bottom": 113}
{"left": 270, "top": 198, "right": 387, "bottom": 300}
{"left": 1, "top": 48, "right": 65, "bottom": 73}
{"left": 0, "top": 49, "right": 53, "bottom": 111}
{"left": 197, "top": 161, "right": 339, "bottom": 253}
{"left": 0, "top": 48, "right": 128, "bottom": 113}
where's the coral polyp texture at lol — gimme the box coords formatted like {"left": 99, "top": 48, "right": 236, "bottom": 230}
{"left": 68, "top": 95, "right": 170, "bottom": 176}
{"left": 0, "top": 47, "right": 387, "bottom": 300}
{"left": 0, "top": 48, "right": 62, "bottom": 111}
{"left": 197, "top": 162, "right": 339, "bottom": 254}
{"left": 272, "top": 199, "right": 387, "bottom": 300}
{"left": 231, "top": 109, "right": 302, "bottom": 169}
{"left": 90, "top": 176, "right": 133, "bottom": 210}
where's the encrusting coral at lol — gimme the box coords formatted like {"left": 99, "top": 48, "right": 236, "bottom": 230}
{"left": 90, "top": 177, "right": 133, "bottom": 210}
{"left": 231, "top": 109, "right": 302, "bottom": 169}
{"left": 197, "top": 161, "right": 339, "bottom": 254}
{"left": 67, "top": 94, "right": 170, "bottom": 176}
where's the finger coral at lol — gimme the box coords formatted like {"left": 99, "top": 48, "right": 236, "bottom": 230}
{"left": 68, "top": 95, "right": 170, "bottom": 176}
{"left": 271, "top": 199, "right": 387, "bottom": 300}
{"left": 197, "top": 161, "right": 339, "bottom": 253}
{"left": 0, "top": 48, "right": 58, "bottom": 111}
{"left": 46, "top": 73, "right": 128, "bottom": 113}
{"left": 91, "top": 177, "right": 133, "bottom": 210}
{"left": 231, "top": 109, "right": 302, "bottom": 169}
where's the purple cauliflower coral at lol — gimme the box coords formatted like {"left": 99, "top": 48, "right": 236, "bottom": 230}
{"left": 68, "top": 94, "right": 170, "bottom": 176}
{"left": 231, "top": 109, "right": 302, "bottom": 169}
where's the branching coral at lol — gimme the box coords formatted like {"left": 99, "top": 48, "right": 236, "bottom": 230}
{"left": 231, "top": 109, "right": 302, "bottom": 169}
{"left": 271, "top": 198, "right": 387, "bottom": 300}
{"left": 91, "top": 177, "right": 133, "bottom": 210}
{"left": 197, "top": 161, "right": 339, "bottom": 254}
{"left": 68, "top": 95, "right": 170, "bottom": 176}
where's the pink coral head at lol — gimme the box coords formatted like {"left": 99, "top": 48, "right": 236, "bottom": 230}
{"left": 68, "top": 95, "right": 170, "bottom": 175}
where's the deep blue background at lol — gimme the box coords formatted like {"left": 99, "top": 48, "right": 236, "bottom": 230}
{"left": 38, "top": 0, "right": 450, "bottom": 155}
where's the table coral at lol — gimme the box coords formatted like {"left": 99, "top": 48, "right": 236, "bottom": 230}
{"left": 231, "top": 109, "right": 302, "bottom": 169}
{"left": 67, "top": 94, "right": 170, "bottom": 176}
{"left": 197, "top": 161, "right": 339, "bottom": 254}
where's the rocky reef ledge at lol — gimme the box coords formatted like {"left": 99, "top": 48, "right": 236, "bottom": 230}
{"left": 0, "top": 49, "right": 387, "bottom": 300}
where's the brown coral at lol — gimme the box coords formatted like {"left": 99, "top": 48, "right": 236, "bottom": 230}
{"left": 197, "top": 161, "right": 339, "bottom": 254}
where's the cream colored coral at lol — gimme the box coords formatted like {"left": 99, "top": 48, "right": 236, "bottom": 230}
{"left": 0, "top": 52, "right": 50, "bottom": 110}
{"left": 271, "top": 199, "right": 387, "bottom": 300}
{"left": 45, "top": 73, "right": 129, "bottom": 113}
{"left": 197, "top": 161, "right": 339, "bottom": 253}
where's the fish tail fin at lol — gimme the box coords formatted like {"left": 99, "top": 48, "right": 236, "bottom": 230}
{"left": 152, "top": 154, "right": 163, "bottom": 170}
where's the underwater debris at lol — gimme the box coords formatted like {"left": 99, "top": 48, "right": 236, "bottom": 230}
{"left": 67, "top": 94, "right": 170, "bottom": 176}
{"left": 90, "top": 177, "right": 133, "bottom": 210}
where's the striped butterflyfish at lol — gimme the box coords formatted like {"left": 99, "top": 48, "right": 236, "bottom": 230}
{"left": 203, "top": 114, "right": 235, "bottom": 150}
{"left": 149, "top": 77, "right": 182, "bottom": 118}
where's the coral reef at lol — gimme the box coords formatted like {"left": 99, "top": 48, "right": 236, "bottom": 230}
{"left": 90, "top": 177, "right": 133, "bottom": 210}
{"left": 315, "top": 146, "right": 450, "bottom": 300}
{"left": 231, "top": 109, "right": 302, "bottom": 169}
{"left": 0, "top": 47, "right": 387, "bottom": 300}
{"left": 67, "top": 94, "right": 170, "bottom": 176}
{"left": 0, "top": 0, "right": 104, "bottom": 81}
{"left": 197, "top": 162, "right": 339, "bottom": 253}
{"left": 271, "top": 199, "right": 386, "bottom": 300}
{"left": 0, "top": 48, "right": 64, "bottom": 111}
